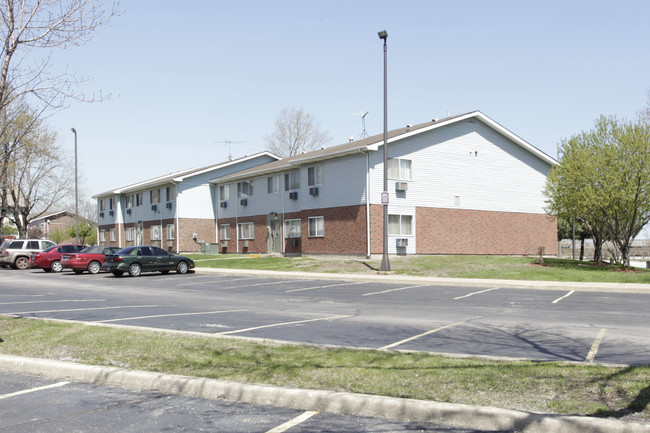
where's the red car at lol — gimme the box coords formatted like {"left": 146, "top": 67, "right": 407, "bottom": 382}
{"left": 61, "top": 245, "right": 121, "bottom": 274}
{"left": 30, "top": 244, "right": 87, "bottom": 272}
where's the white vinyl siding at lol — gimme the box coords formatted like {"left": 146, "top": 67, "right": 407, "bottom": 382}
{"left": 388, "top": 214, "right": 412, "bottom": 236}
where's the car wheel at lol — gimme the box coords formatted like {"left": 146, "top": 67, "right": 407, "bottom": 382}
{"left": 14, "top": 257, "right": 29, "bottom": 270}
{"left": 87, "top": 261, "right": 101, "bottom": 274}
{"left": 176, "top": 261, "right": 188, "bottom": 274}
{"left": 50, "top": 260, "right": 63, "bottom": 273}
{"left": 112, "top": 271, "right": 124, "bottom": 277}
{"left": 128, "top": 263, "right": 142, "bottom": 277}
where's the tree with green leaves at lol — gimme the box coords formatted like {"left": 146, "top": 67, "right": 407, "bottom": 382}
{"left": 545, "top": 116, "right": 650, "bottom": 267}
{"left": 67, "top": 220, "right": 95, "bottom": 244}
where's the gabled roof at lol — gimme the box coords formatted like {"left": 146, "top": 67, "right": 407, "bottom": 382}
{"left": 211, "top": 111, "right": 556, "bottom": 184}
{"left": 93, "top": 151, "right": 279, "bottom": 198}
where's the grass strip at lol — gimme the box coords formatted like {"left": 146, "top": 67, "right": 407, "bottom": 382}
{"left": 186, "top": 255, "right": 650, "bottom": 284}
{"left": 0, "top": 317, "right": 648, "bottom": 421}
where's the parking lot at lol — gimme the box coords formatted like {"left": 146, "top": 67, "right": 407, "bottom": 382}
{"left": 1, "top": 267, "right": 649, "bottom": 366}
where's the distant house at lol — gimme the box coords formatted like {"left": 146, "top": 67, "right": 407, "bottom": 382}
{"left": 211, "top": 111, "right": 557, "bottom": 256}
{"left": 28, "top": 210, "right": 79, "bottom": 241}
{"left": 93, "top": 152, "right": 279, "bottom": 252}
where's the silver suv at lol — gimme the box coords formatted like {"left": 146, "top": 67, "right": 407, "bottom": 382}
{"left": 0, "top": 239, "right": 56, "bottom": 269}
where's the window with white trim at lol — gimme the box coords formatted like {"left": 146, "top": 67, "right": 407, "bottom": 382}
{"left": 284, "top": 170, "right": 299, "bottom": 191}
{"left": 237, "top": 181, "right": 253, "bottom": 198}
{"left": 308, "top": 216, "right": 324, "bottom": 237}
{"left": 109, "top": 228, "right": 116, "bottom": 242}
{"left": 220, "top": 224, "right": 230, "bottom": 240}
{"left": 99, "top": 200, "right": 105, "bottom": 211}
{"left": 126, "top": 195, "right": 134, "bottom": 208}
{"left": 267, "top": 175, "right": 280, "bottom": 194}
{"left": 166, "top": 224, "right": 175, "bottom": 240}
{"left": 150, "top": 189, "right": 160, "bottom": 204}
{"left": 307, "top": 165, "right": 323, "bottom": 186}
{"left": 99, "top": 229, "right": 106, "bottom": 242}
{"left": 126, "top": 227, "right": 135, "bottom": 242}
{"left": 387, "top": 158, "right": 412, "bottom": 180}
{"left": 219, "top": 184, "right": 230, "bottom": 201}
{"left": 388, "top": 214, "right": 413, "bottom": 236}
{"left": 166, "top": 186, "right": 174, "bottom": 202}
{"left": 109, "top": 198, "right": 114, "bottom": 210}
{"left": 238, "top": 222, "right": 254, "bottom": 239}
{"left": 135, "top": 192, "right": 143, "bottom": 206}
{"left": 284, "top": 219, "right": 301, "bottom": 238}
{"left": 150, "top": 225, "right": 162, "bottom": 241}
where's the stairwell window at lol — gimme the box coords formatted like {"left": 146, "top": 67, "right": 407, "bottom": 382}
{"left": 387, "top": 158, "right": 412, "bottom": 180}
{"left": 388, "top": 214, "right": 413, "bottom": 236}
{"left": 308, "top": 216, "right": 324, "bottom": 237}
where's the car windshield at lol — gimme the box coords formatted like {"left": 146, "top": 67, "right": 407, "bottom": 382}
{"left": 43, "top": 245, "right": 58, "bottom": 252}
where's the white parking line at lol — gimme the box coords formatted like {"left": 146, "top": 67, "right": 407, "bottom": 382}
{"left": 285, "top": 282, "right": 364, "bottom": 293}
{"left": 174, "top": 277, "right": 245, "bottom": 287}
{"left": 362, "top": 285, "right": 426, "bottom": 296}
{"left": 223, "top": 280, "right": 290, "bottom": 289}
{"left": 0, "top": 381, "right": 70, "bottom": 400}
{"left": 4, "top": 305, "right": 163, "bottom": 315}
{"left": 266, "top": 411, "right": 319, "bottom": 433}
{"left": 552, "top": 290, "right": 575, "bottom": 304}
{"left": 0, "top": 299, "right": 105, "bottom": 306}
{"left": 453, "top": 288, "right": 499, "bottom": 300}
{"left": 218, "top": 315, "right": 352, "bottom": 335}
{"left": 585, "top": 328, "right": 607, "bottom": 363}
{"left": 379, "top": 321, "right": 466, "bottom": 350}
{"left": 96, "top": 309, "right": 248, "bottom": 323}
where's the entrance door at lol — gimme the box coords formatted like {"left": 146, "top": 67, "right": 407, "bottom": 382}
{"left": 267, "top": 215, "right": 282, "bottom": 253}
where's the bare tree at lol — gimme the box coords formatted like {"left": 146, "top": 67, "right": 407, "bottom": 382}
{"left": 0, "top": 0, "right": 119, "bottom": 230}
{"left": 264, "top": 107, "right": 331, "bottom": 158}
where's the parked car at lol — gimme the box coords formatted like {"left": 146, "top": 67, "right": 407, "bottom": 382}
{"left": 61, "top": 245, "right": 121, "bottom": 274}
{"left": 0, "top": 239, "right": 56, "bottom": 269}
{"left": 30, "top": 244, "right": 87, "bottom": 272}
{"left": 103, "top": 246, "right": 195, "bottom": 277}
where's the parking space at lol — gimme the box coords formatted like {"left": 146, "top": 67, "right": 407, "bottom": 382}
{"left": 1, "top": 268, "right": 649, "bottom": 365}
{"left": 0, "top": 372, "right": 493, "bottom": 432}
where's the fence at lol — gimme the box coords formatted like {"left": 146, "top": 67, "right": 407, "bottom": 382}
{"left": 558, "top": 239, "right": 650, "bottom": 262}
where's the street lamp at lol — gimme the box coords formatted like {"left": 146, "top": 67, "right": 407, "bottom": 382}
{"left": 378, "top": 29, "right": 391, "bottom": 273}
{"left": 71, "top": 128, "right": 79, "bottom": 244}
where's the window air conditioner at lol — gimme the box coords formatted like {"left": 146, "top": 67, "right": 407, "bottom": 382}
{"left": 126, "top": 209, "right": 132, "bottom": 215}
{"left": 240, "top": 198, "right": 248, "bottom": 206}
{"left": 289, "top": 239, "right": 299, "bottom": 247}
{"left": 241, "top": 240, "right": 249, "bottom": 247}
{"left": 289, "top": 192, "right": 298, "bottom": 200}
{"left": 396, "top": 238, "right": 408, "bottom": 247}
{"left": 109, "top": 210, "right": 114, "bottom": 216}
{"left": 151, "top": 204, "right": 157, "bottom": 211}
{"left": 99, "top": 212, "right": 104, "bottom": 218}
{"left": 220, "top": 201, "right": 228, "bottom": 208}
{"left": 396, "top": 182, "right": 408, "bottom": 191}
{"left": 166, "top": 202, "right": 173, "bottom": 209}
{"left": 220, "top": 240, "right": 228, "bottom": 248}
{"left": 309, "top": 187, "right": 319, "bottom": 196}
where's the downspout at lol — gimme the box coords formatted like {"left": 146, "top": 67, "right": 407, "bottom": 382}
{"left": 235, "top": 189, "right": 239, "bottom": 253}
{"left": 365, "top": 151, "right": 371, "bottom": 259}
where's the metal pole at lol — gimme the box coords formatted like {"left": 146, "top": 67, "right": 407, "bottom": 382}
{"left": 71, "top": 128, "right": 79, "bottom": 244}
{"left": 378, "top": 30, "right": 391, "bottom": 273}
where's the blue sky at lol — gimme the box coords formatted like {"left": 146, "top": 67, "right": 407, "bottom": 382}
{"left": 48, "top": 0, "right": 650, "bottom": 201}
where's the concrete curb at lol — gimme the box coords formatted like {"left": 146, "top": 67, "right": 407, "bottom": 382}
{"left": 195, "top": 267, "right": 650, "bottom": 293}
{"left": 1, "top": 354, "right": 648, "bottom": 433}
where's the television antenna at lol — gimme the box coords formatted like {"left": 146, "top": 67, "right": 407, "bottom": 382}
{"left": 351, "top": 111, "right": 369, "bottom": 139}
{"left": 214, "top": 139, "right": 244, "bottom": 161}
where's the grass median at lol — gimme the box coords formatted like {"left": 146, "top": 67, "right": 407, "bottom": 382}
{"left": 188, "top": 254, "right": 650, "bottom": 283}
{"left": 1, "top": 317, "right": 648, "bottom": 422}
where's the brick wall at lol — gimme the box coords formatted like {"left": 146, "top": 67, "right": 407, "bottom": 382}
{"left": 300, "top": 206, "right": 367, "bottom": 254}
{"left": 177, "top": 218, "right": 215, "bottom": 253}
{"left": 416, "top": 207, "right": 557, "bottom": 255}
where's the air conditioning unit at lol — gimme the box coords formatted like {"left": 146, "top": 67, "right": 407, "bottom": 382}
{"left": 309, "top": 187, "right": 319, "bottom": 196}
{"left": 220, "top": 201, "right": 228, "bottom": 208}
{"left": 396, "top": 182, "right": 408, "bottom": 191}
{"left": 220, "top": 240, "right": 228, "bottom": 248}
{"left": 289, "top": 192, "right": 298, "bottom": 200}
{"left": 99, "top": 212, "right": 104, "bottom": 218}
{"left": 396, "top": 238, "right": 408, "bottom": 247}
{"left": 166, "top": 202, "right": 173, "bottom": 209}
{"left": 289, "top": 239, "right": 299, "bottom": 247}
{"left": 126, "top": 209, "right": 132, "bottom": 215}
{"left": 240, "top": 198, "right": 248, "bottom": 206}
{"left": 151, "top": 204, "right": 158, "bottom": 211}
{"left": 241, "top": 240, "right": 249, "bottom": 247}
{"left": 109, "top": 210, "right": 114, "bottom": 216}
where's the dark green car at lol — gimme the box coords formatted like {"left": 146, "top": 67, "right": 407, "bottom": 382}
{"left": 102, "top": 246, "right": 195, "bottom": 277}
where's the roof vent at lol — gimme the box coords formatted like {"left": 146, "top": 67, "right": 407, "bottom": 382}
{"left": 432, "top": 118, "right": 439, "bottom": 122}
{"left": 406, "top": 124, "right": 412, "bottom": 128}
{"left": 349, "top": 136, "right": 355, "bottom": 142}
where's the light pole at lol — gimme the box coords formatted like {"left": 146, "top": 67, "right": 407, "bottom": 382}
{"left": 71, "top": 128, "right": 79, "bottom": 244}
{"left": 378, "top": 30, "right": 391, "bottom": 273}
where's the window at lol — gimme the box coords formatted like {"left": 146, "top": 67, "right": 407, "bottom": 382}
{"left": 109, "top": 228, "right": 116, "bottom": 242}
{"left": 284, "top": 219, "right": 301, "bottom": 238}
{"left": 388, "top": 214, "right": 413, "bottom": 236}
{"left": 99, "top": 230, "right": 106, "bottom": 242}
{"left": 109, "top": 198, "right": 114, "bottom": 210}
{"left": 26, "top": 241, "right": 39, "bottom": 249}
{"left": 136, "top": 192, "right": 143, "bottom": 207}
{"left": 166, "top": 186, "right": 173, "bottom": 202}
{"left": 307, "top": 165, "right": 323, "bottom": 186}
{"left": 150, "top": 189, "right": 160, "bottom": 204}
{"left": 166, "top": 224, "right": 175, "bottom": 240}
{"left": 126, "top": 227, "right": 135, "bottom": 242}
{"left": 150, "top": 225, "right": 162, "bottom": 241}
{"left": 238, "top": 222, "right": 254, "bottom": 239}
{"left": 237, "top": 181, "right": 253, "bottom": 198}
{"left": 126, "top": 195, "right": 133, "bottom": 208}
{"left": 219, "top": 184, "right": 230, "bottom": 201}
{"left": 220, "top": 224, "right": 230, "bottom": 240}
{"left": 308, "top": 216, "right": 324, "bottom": 237}
{"left": 284, "top": 170, "right": 300, "bottom": 191}
{"left": 387, "top": 158, "right": 412, "bottom": 180}
{"left": 99, "top": 200, "right": 105, "bottom": 212}
{"left": 267, "top": 175, "right": 280, "bottom": 194}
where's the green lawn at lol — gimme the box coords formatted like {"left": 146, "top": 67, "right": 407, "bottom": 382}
{"left": 1, "top": 318, "right": 648, "bottom": 420}
{"left": 187, "top": 254, "right": 650, "bottom": 284}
